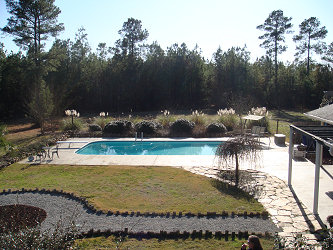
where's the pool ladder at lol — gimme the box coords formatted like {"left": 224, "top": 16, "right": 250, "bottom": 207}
{"left": 135, "top": 132, "right": 143, "bottom": 141}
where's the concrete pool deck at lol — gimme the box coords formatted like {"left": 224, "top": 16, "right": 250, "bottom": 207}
{"left": 20, "top": 137, "right": 333, "bottom": 241}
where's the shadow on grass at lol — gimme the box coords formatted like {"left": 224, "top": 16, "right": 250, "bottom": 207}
{"left": 210, "top": 178, "right": 255, "bottom": 202}
{"left": 272, "top": 110, "right": 310, "bottom": 123}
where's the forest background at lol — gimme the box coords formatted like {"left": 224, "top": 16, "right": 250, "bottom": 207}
{"left": 1, "top": 0, "right": 333, "bottom": 121}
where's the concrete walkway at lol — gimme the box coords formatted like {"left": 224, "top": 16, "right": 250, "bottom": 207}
{"left": 19, "top": 137, "right": 333, "bottom": 242}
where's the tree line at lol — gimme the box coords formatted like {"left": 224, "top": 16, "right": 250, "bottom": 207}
{"left": 1, "top": 0, "right": 333, "bottom": 124}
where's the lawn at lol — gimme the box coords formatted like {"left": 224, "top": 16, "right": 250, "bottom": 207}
{"left": 267, "top": 110, "right": 314, "bottom": 142}
{"left": 1, "top": 163, "right": 264, "bottom": 214}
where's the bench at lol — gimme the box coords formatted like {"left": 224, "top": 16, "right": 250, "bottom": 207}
{"left": 56, "top": 141, "right": 88, "bottom": 148}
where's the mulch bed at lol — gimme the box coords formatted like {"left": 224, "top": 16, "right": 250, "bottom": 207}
{"left": 0, "top": 204, "right": 47, "bottom": 233}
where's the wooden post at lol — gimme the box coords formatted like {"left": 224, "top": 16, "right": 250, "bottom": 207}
{"left": 276, "top": 120, "right": 279, "bottom": 134}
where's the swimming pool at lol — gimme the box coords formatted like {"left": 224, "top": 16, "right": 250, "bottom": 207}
{"left": 76, "top": 141, "right": 223, "bottom": 155}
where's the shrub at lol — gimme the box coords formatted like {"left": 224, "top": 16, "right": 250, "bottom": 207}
{"left": 0, "top": 216, "right": 79, "bottom": 249}
{"left": 135, "top": 120, "right": 160, "bottom": 134}
{"left": 156, "top": 115, "right": 176, "bottom": 128}
{"left": 206, "top": 123, "right": 227, "bottom": 134}
{"left": 94, "top": 117, "right": 111, "bottom": 129}
{"left": 88, "top": 124, "right": 102, "bottom": 132}
{"left": 217, "top": 114, "right": 239, "bottom": 131}
{"left": 190, "top": 110, "right": 206, "bottom": 126}
{"left": 60, "top": 118, "right": 83, "bottom": 132}
{"left": 0, "top": 124, "right": 9, "bottom": 148}
{"left": 104, "top": 120, "right": 133, "bottom": 134}
{"left": 170, "top": 119, "right": 194, "bottom": 135}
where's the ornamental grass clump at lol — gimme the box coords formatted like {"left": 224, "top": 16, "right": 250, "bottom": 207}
{"left": 217, "top": 108, "right": 238, "bottom": 131}
{"left": 62, "top": 110, "right": 81, "bottom": 131}
{"left": 61, "top": 118, "right": 83, "bottom": 132}
{"left": 157, "top": 110, "right": 176, "bottom": 128}
{"left": 190, "top": 110, "right": 206, "bottom": 126}
{"left": 94, "top": 112, "right": 111, "bottom": 129}
{"left": 170, "top": 119, "right": 195, "bottom": 135}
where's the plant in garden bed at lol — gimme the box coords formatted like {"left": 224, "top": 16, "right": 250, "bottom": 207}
{"left": 273, "top": 232, "right": 330, "bottom": 249}
{"left": 88, "top": 124, "right": 102, "bottom": 132}
{"left": 217, "top": 108, "right": 238, "bottom": 131}
{"left": 61, "top": 117, "right": 83, "bottom": 132}
{"left": 64, "top": 110, "right": 80, "bottom": 129}
{"left": 135, "top": 120, "right": 161, "bottom": 135}
{"left": 215, "top": 136, "right": 262, "bottom": 187}
{"left": 93, "top": 112, "right": 112, "bottom": 130}
{"left": 0, "top": 124, "right": 11, "bottom": 150}
{"left": 103, "top": 120, "right": 134, "bottom": 135}
{"left": 190, "top": 110, "right": 206, "bottom": 126}
{"left": 127, "top": 115, "right": 143, "bottom": 125}
{"left": 170, "top": 119, "right": 195, "bottom": 136}
{"left": 156, "top": 110, "right": 176, "bottom": 128}
{"left": 206, "top": 123, "right": 227, "bottom": 135}
{"left": 0, "top": 204, "right": 79, "bottom": 249}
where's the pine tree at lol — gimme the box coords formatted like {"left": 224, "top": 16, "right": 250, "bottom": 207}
{"left": 293, "top": 17, "right": 328, "bottom": 74}
{"left": 257, "top": 10, "right": 293, "bottom": 90}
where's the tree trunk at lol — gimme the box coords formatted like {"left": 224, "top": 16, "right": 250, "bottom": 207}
{"left": 235, "top": 153, "right": 239, "bottom": 187}
{"left": 274, "top": 35, "right": 278, "bottom": 89}
{"left": 307, "top": 34, "right": 311, "bottom": 75}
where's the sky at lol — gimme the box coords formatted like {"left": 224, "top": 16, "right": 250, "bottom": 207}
{"left": 1, "top": 0, "right": 333, "bottom": 62}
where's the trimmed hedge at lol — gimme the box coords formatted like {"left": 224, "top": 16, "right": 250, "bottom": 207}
{"left": 103, "top": 120, "right": 133, "bottom": 134}
{"left": 206, "top": 123, "right": 227, "bottom": 134}
{"left": 89, "top": 124, "right": 102, "bottom": 132}
{"left": 170, "top": 119, "right": 195, "bottom": 135}
{"left": 135, "top": 121, "right": 160, "bottom": 135}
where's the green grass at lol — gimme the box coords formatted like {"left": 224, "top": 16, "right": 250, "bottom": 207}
{"left": 267, "top": 110, "right": 314, "bottom": 142}
{"left": 1, "top": 164, "right": 264, "bottom": 214}
{"left": 75, "top": 235, "right": 275, "bottom": 249}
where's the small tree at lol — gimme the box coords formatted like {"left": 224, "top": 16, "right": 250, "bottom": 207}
{"left": 27, "top": 81, "right": 54, "bottom": 134}
{"left": 215, "top": 136, "right": 262, "bottom": 187}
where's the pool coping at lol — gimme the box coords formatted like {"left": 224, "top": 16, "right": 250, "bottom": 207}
{"left": 75, "top": 138, "right": 226, "bottom": 156}
{"left": 21, "top": 137, "right": 233, "bottom": 167}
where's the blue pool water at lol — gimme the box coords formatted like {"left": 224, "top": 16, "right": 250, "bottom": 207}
{"left": 76, "top": 141, "right": 223, "bottom": 155}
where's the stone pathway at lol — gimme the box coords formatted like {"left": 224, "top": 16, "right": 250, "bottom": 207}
{"left": 180, "top": 165, "right": 323, "bottom": 244}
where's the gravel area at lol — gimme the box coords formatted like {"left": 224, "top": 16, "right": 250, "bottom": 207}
{"left": 0, "top": 192, "right": 281, "bottom": 234}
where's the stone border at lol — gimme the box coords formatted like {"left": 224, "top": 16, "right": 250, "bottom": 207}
{"left": 0, "top": 188, "right": 269, "bottom": 220}
{"left": 79, "top": 228, "right": 273, "bottom": 241}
